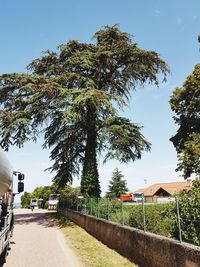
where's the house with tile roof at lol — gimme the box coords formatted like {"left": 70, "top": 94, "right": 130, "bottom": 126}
{"left": 134, "top": 181, "right": 191, "bottom": 203}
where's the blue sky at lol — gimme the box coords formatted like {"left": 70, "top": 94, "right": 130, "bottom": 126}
{"left": 0, "top": 1, "right": 199, "bottom": 200}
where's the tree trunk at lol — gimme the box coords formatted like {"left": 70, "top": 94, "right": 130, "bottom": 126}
{"left": 80, "top": 109, "right": 101, "bottom": 197}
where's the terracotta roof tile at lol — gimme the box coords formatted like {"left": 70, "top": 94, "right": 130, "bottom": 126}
{"left": 134, "top": 181, "right": 191, "bottom": 196}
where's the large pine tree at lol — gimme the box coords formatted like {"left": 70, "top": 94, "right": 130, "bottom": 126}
{"left": 0, "top": 25, "right": 169, "bottom": 196}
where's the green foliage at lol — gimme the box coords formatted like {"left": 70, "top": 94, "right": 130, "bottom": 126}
{"left": 58, "top": 185, "right": 80, "bottom": 208}
{"left": 128, "top": 203, "right": 174, "bottom": 237}
{"left": 176, "top": 135, "right": 200, "bottom": 179}
{"left": 21, "top": 191, "right": 32, "bottom": 208}
{"left": 68, "top": 197, "right": 174, "bottom": 237}
{"left": 31, "top": 185, "right": 53, "bottom": 207}
{"left": 21, "top": 182, "right": 81, "bottom": 209}
{"left": 65, "top": 183, "right": 200, "bottom": 246}
{"left": 32, "top": 186, "right": 47, "bottom": 199}
{"left": 172, "top": 180, "right": 200, "bottom": 245}
{"left": 72, "top": 197, "right": 124, "bottom": 222}
{"left": 80, "top": 122, "right": 101, "bottom": 197}
{"left": 0, "top": 25, "right": 169, "bottom": 195}
{"left": 170, "top": 64, "right": 200, "bottom": 178}
{"left": 106, "top": 168, "right": 128, "bottom": 198}
{"left": 128, "top": 182, "right": 200, "bottom": 245}
{"left": 81, "top": 161, "right": 101, "bottom": 198}
{"left": 102, "top": 117, "right": 151, "bottom": 163}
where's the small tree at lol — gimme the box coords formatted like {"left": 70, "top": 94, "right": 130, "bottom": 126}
{"left": 21, "top": 192, "right": 32, "bottom": 208}
{"left": 106, "top": 168, "right": 128, "bottom": 198}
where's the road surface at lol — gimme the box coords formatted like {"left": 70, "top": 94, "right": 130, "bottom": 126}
{"left": 3, "top": 209, "right": 84, "bottom": 267}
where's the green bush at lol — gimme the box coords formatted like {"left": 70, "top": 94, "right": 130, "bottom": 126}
{"left": 66, "top": 183, "right": 200, "bottom": 247}
{"left": 171, "top": 181, "right": 200, "bottom": 246}
{"left": 76, "top": 197, "right": 125, "bottom": 223}
{"left": 128, "top": 203, "right": 174, "bottom": 237}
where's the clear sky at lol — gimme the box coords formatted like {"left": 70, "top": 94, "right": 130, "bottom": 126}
{"left": 0, "top": 0, "right": 199, "bottom": 201}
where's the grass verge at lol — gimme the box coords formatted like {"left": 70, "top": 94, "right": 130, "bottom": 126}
{"left": 48, "top": 213, "right": 138, "bottom": 267}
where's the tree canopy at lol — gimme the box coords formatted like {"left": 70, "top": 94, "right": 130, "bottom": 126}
{"left": 106, "top": 168, "right": 128, "bottom": 198}
{"left": 170, "top": 64, "right": 200, "bottom": 179}
{"left": 0, "top": 25, "right": 169, "bottom": 196}
{"left": 20, "top": 183, "right": 80, "bottom": 208}
{"left": 21, "top": 192, "right": 32, "bottom": 208}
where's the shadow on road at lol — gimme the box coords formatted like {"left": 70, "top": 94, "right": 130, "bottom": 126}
{"left": 14, "top": 212, "right": 56, "bottom": 228}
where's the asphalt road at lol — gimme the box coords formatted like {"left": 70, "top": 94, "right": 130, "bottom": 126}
{"left": 3, "top": 209, "right": 84, "bottom": 267}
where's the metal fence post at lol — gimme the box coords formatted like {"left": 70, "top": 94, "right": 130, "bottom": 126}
{"left": 97, "top": 198, "right": 100, "bottom": 218}
{"left": 121, "top": 200, "right": 124, "bottom": 225}
{"left": 90, "top": 198, "right": 93, "bottom": 215}
{"left": 107, "top": 198, "right": 110, "bottom": 221}
{"left": 76, "top": 198, "right": 79, "bottom": 211}
{"left": 142, "top": 194, "right": 146, "bottom": 232}
{"left": 66, "top": 198, "right": 68, "bottom": 209}
{"left": 175, "top": 196, "right": 182, "bottom": 242}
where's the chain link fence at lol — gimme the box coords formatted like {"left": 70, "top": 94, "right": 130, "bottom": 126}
{"left": 59, "top": 196, "right": 200, "bottom": 246}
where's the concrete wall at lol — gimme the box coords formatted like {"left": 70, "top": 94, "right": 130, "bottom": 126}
{"left": 61, "top": 209, "right": 200, "bottom": 267}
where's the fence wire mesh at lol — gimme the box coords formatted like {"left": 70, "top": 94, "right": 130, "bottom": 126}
{"left": 59, "top": 196, "right": 200, "bottom": 247}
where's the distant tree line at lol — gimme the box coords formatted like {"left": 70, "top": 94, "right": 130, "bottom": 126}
{"left": 21, "top": 183, "right": 80, "bottom": 208}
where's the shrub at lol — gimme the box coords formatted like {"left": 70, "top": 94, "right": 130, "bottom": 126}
{"left": 128, "top": 203, "right": 174, "bottom": 237}
{"left": 171, "top": 181, "right": 200, "bottom": 245}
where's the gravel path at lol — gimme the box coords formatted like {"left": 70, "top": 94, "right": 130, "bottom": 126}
{"left": 3, "top": 209, "right": 84, "bottom": 267}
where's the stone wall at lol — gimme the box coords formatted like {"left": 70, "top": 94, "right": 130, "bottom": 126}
{"left": 61, "top": 209, "right": 200, "bottom": 267}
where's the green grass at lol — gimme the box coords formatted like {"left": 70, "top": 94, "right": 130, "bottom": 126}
{"left": 48, "top": 213, "right": 138, "bottom": 267}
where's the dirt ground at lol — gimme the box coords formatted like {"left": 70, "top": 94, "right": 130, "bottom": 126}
{"left": 3, "top": 209, "right": 84, "bottom": 267}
